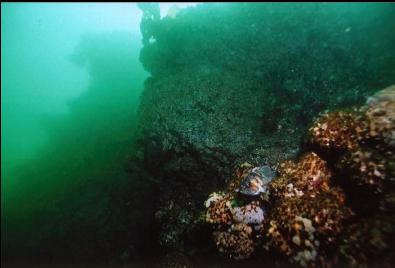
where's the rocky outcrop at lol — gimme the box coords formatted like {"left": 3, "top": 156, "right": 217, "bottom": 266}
{"left": 135, "top": 3, "right": 395, "bottom": 264}
{"left": 204, "top": 85, "right": 395, "bottom": 267}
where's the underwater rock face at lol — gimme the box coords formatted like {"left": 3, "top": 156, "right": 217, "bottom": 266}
{"left": 158, "top": 251, "right": 193, "bottom": 268}
{"left": 364, "top": 85, "right": 395, "bottom": 149}
{"left": 203, "top": 86, "right": 395, "bottom": 267}
{"left": 265, "top": 152, "right": 353, "bottom": 267}
{"left": 213, "top": 223, "right": 255, "bottom": 260}
{"left": 204, "top": 164, "right": 268, "bottom": 260}
{"left": 308, "top": 111, "right": 364, "bottom": 154}
{"left": 135, "top": 2, "right": 395, "bottom": 264}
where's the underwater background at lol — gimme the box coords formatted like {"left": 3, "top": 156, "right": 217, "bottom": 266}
{"left": 1, "top": 2, "right": 395, "bottom": 268}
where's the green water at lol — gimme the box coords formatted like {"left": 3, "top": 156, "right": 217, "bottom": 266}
{"left": 1, "top": 2, "right": 149, "bottom": 265}
{"left": 1, "top": 2, "right": 394, "bottom": 267}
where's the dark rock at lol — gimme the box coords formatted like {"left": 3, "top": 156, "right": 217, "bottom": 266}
{"left": 135, "top": 2, "right": 395, "bottom": 263}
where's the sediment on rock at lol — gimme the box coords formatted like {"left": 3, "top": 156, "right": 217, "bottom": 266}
{"left": 135, "top": 3, "right": 395, "bottom": 264}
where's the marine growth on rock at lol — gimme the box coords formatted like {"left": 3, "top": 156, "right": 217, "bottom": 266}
{"left": 204, "top": 164, "right": 274, "bottom": 260}
{"left": 204, "top": 85, "right": 395, "bottom": 267}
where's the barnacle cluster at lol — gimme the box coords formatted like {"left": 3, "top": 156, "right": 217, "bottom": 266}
{"left": 363, "top": 85, "right": 395, "bottom": 149}
{"left": 337, "top": 148, "right": 388, "bottom": 194}
{"left": 272, "top": 153, "right": 332, "bottom": 196}
{"left": 330, "top": 86, "right": 395, "bottom": 200}
{"left": 298, "top": 85, "right": 394, "bottom": 266}
{"left": 213, "top": 223, "right": 255, "bottom": 260}
{"left": 204, "top": 164, "right": 271, "bottom": 260}
{"left": 308, "top": 111, "right": 364, "bottom": 154}
{"left": 307, "top": 86, "right": 394, "bottom": 199}
{"left": 204, "top": 86, "right": 395, "bottom": 266}
{"left": 205, "top": 192, "right": 233, "bottom": 225}
{"left": 337, "top": 215, "right": 395, "bottom": 267}
{"left": 264, "top": 152, "right": 352, "bottom": 267}
{"left": 155, "top": 193, "right": 196, "bottom": 250}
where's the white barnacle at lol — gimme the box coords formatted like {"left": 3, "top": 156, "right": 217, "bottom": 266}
{"left": 292, "top": 235, "right": 301, "bottom": 246}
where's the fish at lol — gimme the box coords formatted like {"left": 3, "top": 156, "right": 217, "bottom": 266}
{"left": 238, "top": 165, "right": 275, "bottom": 196}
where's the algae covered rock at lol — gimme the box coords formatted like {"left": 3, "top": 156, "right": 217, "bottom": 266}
{"left": 203, "top": 163, "right": 273, "bottom": 260}
{"left": 308, "top": 111, "right": 365, "bottom": 155}
{"left": 364, "top": 85, "right": 395, "bottom": 149}
{"left": 203, "top": 86, "right": 395, "bottom": 267}
{"left": 213, "top": 223, "right": 255, "bottom": 260}
{"left": 264, "top": 152, "right": 353, "bottom": 267}
{"left": 137, "top": 3, "right": 394, "bottom": 203}
{"left": 135, "top": 2, "right": 395, "bottom": 265}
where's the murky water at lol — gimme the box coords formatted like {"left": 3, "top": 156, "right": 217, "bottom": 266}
{"left": 1, "top": 3, "right": 394, "bottom": 267}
